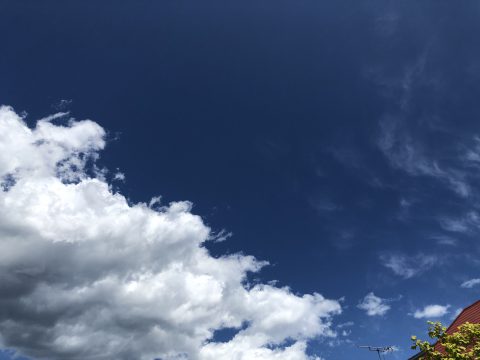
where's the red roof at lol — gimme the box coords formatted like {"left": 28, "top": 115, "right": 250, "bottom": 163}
{"left": 434, "top": 300, "right": 480, "bottom": 353}
{"left": 445, "top": 300, "right": 480, "bottom": 332}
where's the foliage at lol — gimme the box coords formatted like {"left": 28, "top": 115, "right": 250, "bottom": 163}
{"left": 411, "top": 321, "right": 480, "bottom": 359}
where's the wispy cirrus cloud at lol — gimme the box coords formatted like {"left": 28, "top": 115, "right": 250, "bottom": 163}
{"left": 430, "top": 234, "right": 457, "bottom": 246}
{"left": 371, "top": 49, "right": 480, "bottom": 202}
{"left": 438, "top": 211, "right": 480, "bottom": 236}
{"left": 309, "top": 197, "right": 342, "bottom": 213}
{"left": 378, "top": 116, "right": 470, "bottom": 198}
{"left": 380, "top": 253, "right": 438, "bottom": 279}
{"left": 460, "top": 278, "right": 480, "bottom": 288}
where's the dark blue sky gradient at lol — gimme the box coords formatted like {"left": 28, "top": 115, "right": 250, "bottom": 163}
{"left": 2, "top": 1, "right": 480, "bottom": 359}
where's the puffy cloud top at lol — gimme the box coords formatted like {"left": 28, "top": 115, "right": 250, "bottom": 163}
{"left": 357, "top": 292, "right": 391, "bottom": 316}
{"left": 0, "top": 106, "right": 341, "bottom": 360}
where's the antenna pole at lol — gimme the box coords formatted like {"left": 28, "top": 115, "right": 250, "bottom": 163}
{"left": 359, "top": 345, "right": 393, "bottom": 359}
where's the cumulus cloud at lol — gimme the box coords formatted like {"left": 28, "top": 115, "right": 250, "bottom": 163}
{"left": 357, "top": 293, "right": 391, "bottom": 316}
{"left": 380, "top": 253, "right": 437, "bottom": 279}
{"left": 461, "top": 278, "right": 480, "bottom": 288}
{"left": 412, "top": 305, "right": 450, "bottom": 319}
{"left": 0, "top": 106, "right": 341, "bottom": 360}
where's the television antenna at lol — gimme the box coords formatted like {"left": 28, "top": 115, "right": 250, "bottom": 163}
{"left": 359, "top": 345, "right": 394, "bottom": 360}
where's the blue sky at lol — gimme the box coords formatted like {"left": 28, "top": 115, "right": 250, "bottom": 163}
{"left": 1, "top": 1, "right": 480, "bottom": 359}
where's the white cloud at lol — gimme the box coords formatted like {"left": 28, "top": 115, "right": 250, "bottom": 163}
{"left": 357, "top": 292, "right": 391, "bottom": 316}
{"left": 113, "top": 171, "right": 125, "bottom": 181}
{"left": 52, "top": 99, "right": 73, "bottom": 111}
{"left": 0, "top": 106, "right": 341, "bottom": 360}
{"left": 413, "top": 305, "right": 450, "bottom": 319}
{"left": 208, "top": 229, "right": 233, "bottom": 243}
{"left": 461, "top": 278, "right": 480, "bottom": 288}
{"left": 380, "top": 253, "right": 438, "bottom": 279}
{"left": 336, "top": 321, "right": 354, "bottom": 329}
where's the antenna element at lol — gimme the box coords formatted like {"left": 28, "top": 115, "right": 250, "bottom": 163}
{"left": 359, "top": 345, "right": 394, "bottom": 360}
